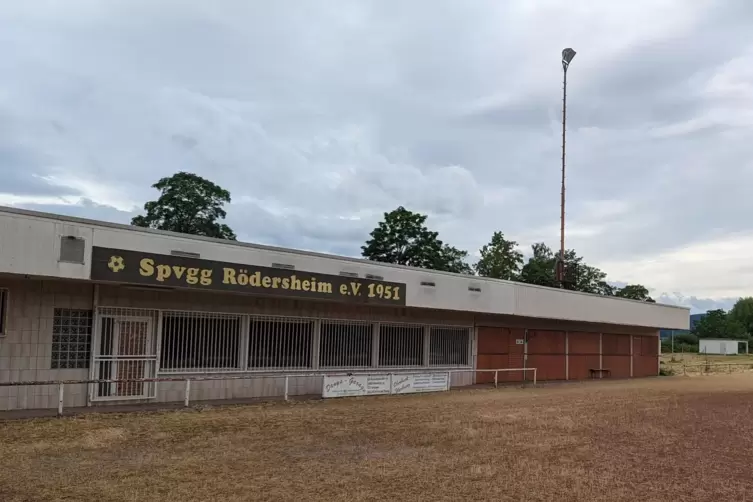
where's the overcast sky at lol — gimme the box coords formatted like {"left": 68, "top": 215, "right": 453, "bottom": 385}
{"left": 2, "top": 1, "right": 752, "bottom": 313}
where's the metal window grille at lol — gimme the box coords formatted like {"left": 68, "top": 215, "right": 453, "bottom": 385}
{"left": 160, "top": 312, "right": 242, "bottom": 373}
{"left": 429, "top": 327, "right": 470, "bottom": 366}
{"left": 379, "top": 323, "right": 424, "bottom": 367}
{"left": 319, "top": 320, "right": 373, "bottom": 368}
{"left": 52, "top": 308, "right": 93, "bottom": 369}
{"left": 248, "top": 316, "right": 313, "bottom": 370}
{"left": 0, "top": 288, "right": 7, "bottom": 336}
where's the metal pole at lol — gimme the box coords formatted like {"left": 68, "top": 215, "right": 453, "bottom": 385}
{"left": 57, "top": 382, "right": 64, "bottom": 417}
{"left": 533, "top": 368, "right": 537, "bottom": 386}
{"left": 284, "top": 376, "right": 289, "bottom": 402}
{"left": 184, "top": 379, "right": 191, "bottom": 407}
{"left": 494, "top": 370, "right": 498, "bottom": 389}
{"left": 559, "top": 65, "right": 567, "bottom": 287}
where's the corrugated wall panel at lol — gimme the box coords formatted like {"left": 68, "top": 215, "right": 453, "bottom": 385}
{"left": 602, "top": 355, "right": 631, "bottom": 378}
{"left": 634, "top": 356, "right": 658, "bottom": 377}
{"left": 477, "top": 327, "right": 510, "bottom": 354}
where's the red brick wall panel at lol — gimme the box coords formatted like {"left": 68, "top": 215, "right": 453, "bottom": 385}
{"left": 616, "top": 335, "right": 632, "bottom": 355}
{"left": 568, "top": 332, "right": 600, "bottom": 354}
{"left": 477, "top": 327, "right": 509, "bottom": 354}
{"left": 634, "top": 356, "right": 658, "bottom": 377}
{"left": 568, "top": 355, "right": 601, "bottom": 380}
{"left": 527, "top": 354, "right": 566, "bottom": 381}
{"left": 528, "top": 330, "right": 566, "bottom": 354}
{"left": 602, "top": 355, "right": 631, "bottom": 378}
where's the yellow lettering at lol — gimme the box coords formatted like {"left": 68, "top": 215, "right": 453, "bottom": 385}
{"left": 172, "top": 266, "right": 186, "bottom": 279}
{"left": 272, "top": 277, "right": 281, "bottom": 288}
{"left": 281, "top": 278, "right": 290, "bottom": 289}
{"left": 340, "top": 284, "right": 348, "bottom": 295}
{"left": 186, "top": 268, "right": 199, "bottom": 285}
{"left": 200, "top": 269, "right": 212, "bottom": 286}
{"left": 262, "top": 276, "right": 272, "bottom": 288}
{"left": 223, "top": 268, "right": 237, "bottom": 284}
{"left": 290, "top": 275, "right": 301, "bottom": 290}
{"left": 250, "top": 271, "right": 261, "bottom": 287}
{"left": 156, "top": 264, "right": 171, "bottom": 282}
{"left": 302, "top": 280, "right": 310, "bottom": 291}
{"left": 317, "top": 282, "right": 332, "bottom": 294}
{"left": 350, "top": 282, "right": 362, "bottom": 296}
{"left": 139, "top": 258, "right": 154, "bottom": 277}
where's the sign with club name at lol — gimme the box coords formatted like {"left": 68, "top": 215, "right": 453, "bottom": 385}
{"left": 322, "top": 375, "right": 391, "bottom": 398}
{"left": 321, "top": 373, "right": 450, "bottom": 399}
{"left": 390, "top": 373, "right": 449, "bottom": 394}
{"left": 90, "top": 247, "right": 406, "bottom": 306}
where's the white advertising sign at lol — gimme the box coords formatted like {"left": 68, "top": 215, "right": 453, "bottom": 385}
{"left": 322, "top": 374, "right": 391, "bottom": 398}
{"left": 321, "top": 373, "right": 450, "bottom": 398}
{"left": 391, "top": 373, "right": 449, "bottom": 395}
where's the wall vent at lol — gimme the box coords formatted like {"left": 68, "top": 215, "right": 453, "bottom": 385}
{"left": 171, "top": 250, "right": 201, "bottom": 259}
{"left": 339, "top": 271, "right": 359, "bottom": 278}
{"left": 272, "top": 263, "right": 295, "bottom": 270}
{"left": 365, "top": 274, "right": 384, "bottom": 280}
{"left": 420, "top": 281, "right": 436, "bottom": 287}
{"left": 468, "top": 286, "right": 482, "bottom": 293}
{"left": 59, "top": 236, "right": 86, "bottom": 264}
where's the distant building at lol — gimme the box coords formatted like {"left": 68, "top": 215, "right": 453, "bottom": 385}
{"left": 660, "top": 312, "right": 706, "bottom": 339}
{"left": 699, "top": 339, "right": 748, "bottom": 355}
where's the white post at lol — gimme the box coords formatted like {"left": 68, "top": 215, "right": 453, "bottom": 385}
{"left": 389, "top": 373, "right": 393, "bottom": 395}
{"left": 184, "top": 379, "right": 191, "bottom": 407}
{"left": 284, "top": 376, "right": 289, "bottom": 401}
{"left": 533, "top": 368, "right": 537, "bottom": 386}
{"left": 57, "top": 382, "right": 64, "bottom": 417}
{"left": 494, "top": 370, "right": 498, "bottom": 389}
{"left": 446, "top": 371, "right": 451, "bottom": 390}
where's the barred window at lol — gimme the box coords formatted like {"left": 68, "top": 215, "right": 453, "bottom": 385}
{"left": 160, "top": 313, "right": 242, "bottom": 372}
{"left": 52, "top": 308, "right": 92, "bottom": 369}
{"left": 0, "top": 288, "right": 7, "bottom": 336}
{"left": 379, "top": 324, "right": 423, "bottom": 366}
{"left": 248, "top": 317, "right": 313, "bottom": 369}
{"left": 429, "top": 327, "right": 470, "bottom": 366}
{"left": 319, "top": 321, "right": 373, "bottom": 368}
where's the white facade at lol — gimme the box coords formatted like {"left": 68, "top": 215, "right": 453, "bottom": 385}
{"left": 0, "top": 206, "right": 689, "bottom": 330}
{"left": 699, "top": 339, "right": 745, "bottom": 355}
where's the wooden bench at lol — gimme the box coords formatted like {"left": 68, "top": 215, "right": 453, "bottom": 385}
{"left": 589, "top": 368, "right": 611, "bottom": 379}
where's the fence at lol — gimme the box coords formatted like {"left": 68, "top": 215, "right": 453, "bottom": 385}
{"left": 671, "top": 362, "right": 753, "bottom": 375}
{"left": 0, "top": 367, "right": 537, "bottom": 417}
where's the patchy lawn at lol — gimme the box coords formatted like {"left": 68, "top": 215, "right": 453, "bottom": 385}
{"left": 2, "top": 375, "right": 753, "bottom": 501}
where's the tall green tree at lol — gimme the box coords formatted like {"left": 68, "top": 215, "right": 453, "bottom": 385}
{"left": 361, "top": 206, "right": 471, "bottom": 273}
{"left": 728, "top": 297, "right": 753, "bottom": 336}
{"left": 518, "top": 243, "right": 612, "bottom": 294}
{"left": 693, "top": 309, "right": 746, "bottom": 339}
{"left": 132, "top": 172, "right": 236, "bottom": 240}
{"left": 474, "top": 231, "right": 523, "bottom": 280}
{"left": 614, "top": 284, "right": 656, "bottom": 302}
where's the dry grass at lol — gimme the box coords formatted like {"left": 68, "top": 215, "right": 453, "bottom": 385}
{"left": 3, "top": 376, "right": 753, "bottom": 501}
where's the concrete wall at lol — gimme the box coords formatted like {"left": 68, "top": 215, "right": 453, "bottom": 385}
{"left": 0, "top": 207, "right": 690, "bottom": 329}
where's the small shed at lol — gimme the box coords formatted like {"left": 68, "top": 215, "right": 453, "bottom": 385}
{"left": 699, "top": 339, "right": 748, "bottom": 355}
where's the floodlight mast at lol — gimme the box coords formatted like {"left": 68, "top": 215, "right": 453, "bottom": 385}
{"left": 558, "top": 48, "right": 576, "bottom": 288}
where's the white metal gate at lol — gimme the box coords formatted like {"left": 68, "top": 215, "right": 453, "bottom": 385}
{"left": 90, "top": 308, "right": 158, "bottom": 401}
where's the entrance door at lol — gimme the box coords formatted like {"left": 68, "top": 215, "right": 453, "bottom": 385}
{"left": 93, "top": 315, "right": 157, "bottom": 400}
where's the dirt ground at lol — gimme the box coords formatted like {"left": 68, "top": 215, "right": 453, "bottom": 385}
{"left": 2, "top": 375, "right": 753, "bottom": 502}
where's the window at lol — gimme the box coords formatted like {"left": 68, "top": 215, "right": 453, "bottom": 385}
{"left": 0, "top": 288, "right": 7, "bottom": 336}
{"left": 248, "top": 317, "right": 313, "bottom": 369}
{"left": 429, "top": 327, "right": 470, "bottom": 366}
{"left": 320, "top": 321, "right": 373, "bottom": 368}
{"left": 52, "top": 308, "right": 93, "bottom": 369}
{"left": 379, "top": 324, "right": 423, "bottom": 366}
{"left": 160, "top": 313, "right": 242, "bottom": 372}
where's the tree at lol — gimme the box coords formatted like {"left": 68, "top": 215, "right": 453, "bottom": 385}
{"left": 518, "top": 243, "right": 612, "bottom": 294}
{"left": 474, "top": 231, "right": 523, "bottom": 280}
{"left": 131, "top": 172, "right": 236, "bottom": 240}
{"left": 361, "top": 206, "right": 471, "bottom": 273}
{"left": 729, "top": 297, "right": 753, "bottom": 336}
{"left": 693, "top": 309, "right": 746, "bottom": 339}
{"left": 614, "top": 284, "right": 656, "bottom": 302}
